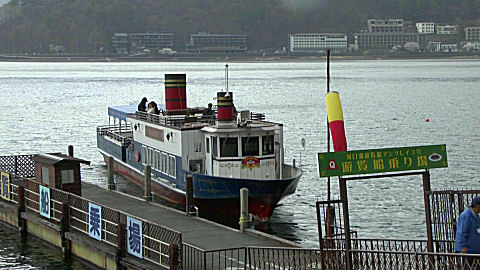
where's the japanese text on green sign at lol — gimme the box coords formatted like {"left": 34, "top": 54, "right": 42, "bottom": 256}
{"left": 318, "top": 144, "right": 447, "bottom": 177}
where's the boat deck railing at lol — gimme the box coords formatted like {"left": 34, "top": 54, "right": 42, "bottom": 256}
{"left": 134, "top": 111, "right": 266, "bottom": 128}
{"left": 97, "top": 124, "right": 133, "bottom": 147}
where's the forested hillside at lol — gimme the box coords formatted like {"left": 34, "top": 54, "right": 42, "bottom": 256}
{"left": 0, "top": 0, "right": 479, "bottom": 53}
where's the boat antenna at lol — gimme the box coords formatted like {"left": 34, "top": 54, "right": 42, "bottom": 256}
{"left": 326, "top": 49, "right": 331, "bottom": 202}
{"left": 225, "top": 64, "right": 229, "bottom": 93}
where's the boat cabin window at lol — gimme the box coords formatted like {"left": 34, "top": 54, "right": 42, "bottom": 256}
{"left": 169, "top": 155, "right": 176, "bottom": 177}
{"left": 220, "top": 137, "right": 238, "bottom": 157}
{"left": 206, "top": 138, "right": 210, "bottom": 153}
{"left": 262, "top": 135, "right": 274, "bottom": 155}
{"left": 242, "top": 136, "right": 259, "bottom": 156}
{"left": 212, "top": 136, "right": 218, "bottom": 157}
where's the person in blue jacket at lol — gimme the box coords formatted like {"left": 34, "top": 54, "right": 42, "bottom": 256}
{"left": 455, "top": 196, "right": 480, "bottom": 269}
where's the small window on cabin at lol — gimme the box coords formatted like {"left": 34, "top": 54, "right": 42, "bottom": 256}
{"left": 41, "top": 167, "right": 49, "bottom": 185}
{"left": 169, "top": 156, "right": 176, "bottom": 177}
{"left": 206, "top": 138, "right": 210, "bottom": 153}
{"left": 155, "top": 150, "right": 161, "bottom": 170}
{"left": 220, "top": 137, "right": 238, "bottom": 157}
{"left": 162, "top": 153, "right": 168, "bottom": 173}
{"left": 61, "top": 169, "right": 74, "bottom": 184}
{"left": 141, "top": 146, "right": 147, "bottom": 164}
{"left": 242, "top": 136, "right": 259, "bottom": 156}
{"left": 212, "top": 136, "right": 217, "bottom": 157}
{"left": 262, "top": 135, "right": 274, "bottom": 155}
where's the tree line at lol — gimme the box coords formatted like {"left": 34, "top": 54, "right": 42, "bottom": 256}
{"left": 0, "top": 0, "right": 479, "bottom": 53}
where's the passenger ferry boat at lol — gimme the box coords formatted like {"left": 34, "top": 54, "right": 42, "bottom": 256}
{"left": 96, "top": 72, "right": 302, "bottom": 220}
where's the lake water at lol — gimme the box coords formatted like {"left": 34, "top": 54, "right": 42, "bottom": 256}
{"left": 1, "top": 59, "right": 479, "bottom": 267}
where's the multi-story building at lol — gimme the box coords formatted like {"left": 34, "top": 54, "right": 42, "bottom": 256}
{"left": 437, "top": 25, "right": 458, "bottom": 35}
{"left": 367, "top": 19, "right": 404, "bottom": 33}
{"left": 354, "top": 32, "right": 419, "bottom": 49}
{"left": 416, "top": 22, "right": 436, "bottom": 34}
{"left": 288, "top": 33, "right": 347, "bottom": 52}
{"left": 112, "top": 33, "right": 129, "bottom": 54}
{"left": 465, "top": 27, "right": 480, "bottom": 41}
{"left": 186, "top": 33, "right": 247, "bottom": 53}
{"left": 440, "top": 44, "right": 458, "bottom": 52}
{"left": 129, "top": 33, "right": 175, "bottom": 52}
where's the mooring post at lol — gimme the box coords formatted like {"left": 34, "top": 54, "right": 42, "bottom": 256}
{"left": 339, "top": 177, "right": 352, "bottom": 270}
{"left": 144, "top": 165, "right": 152, "bottom": 202}
{"left": 240, "top": 188, "right": 249, "bottom": 233}
{"left": 61, "top": 202, "right": 71, "bottom": 258}
{"left": 185, "top": 175, "right": 194, "bottom": 215}
{"left": 107, "top": 156, "right": 115, "bottom": 191}
{"left": 168, "top": 244, "right": 179, "bottom": 270}
{"left": 68, "top": 145, "right": 74, "bottom": 157}
{"left": 292, "top": 158, "right": 296, "bottom": 168}
{"left": 116, "top": 223, "right": 126, "bottom": 268}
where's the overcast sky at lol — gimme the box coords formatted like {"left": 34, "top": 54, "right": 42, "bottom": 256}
{"left": 0, "top": 0, "right": 9, "bottom": 7}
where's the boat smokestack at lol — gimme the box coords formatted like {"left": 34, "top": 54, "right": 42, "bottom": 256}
{"left": 217, "top": 92, "right": 234, "bottom": 123}
{"left": 165, "top": 74, "right": 187, "bottom": 114}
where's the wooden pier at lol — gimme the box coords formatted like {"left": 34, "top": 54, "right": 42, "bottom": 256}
{"left": 0, "top": 154, "right": 319, "bottom": 270}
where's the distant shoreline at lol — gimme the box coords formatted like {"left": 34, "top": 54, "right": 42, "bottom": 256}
{"left": 1, "top": 53, "right": 479, "bottom": 62}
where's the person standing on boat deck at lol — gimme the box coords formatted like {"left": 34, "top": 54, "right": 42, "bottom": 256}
{"left": 203, "top": 103, "right": 214, "bottom": 116}
{"left": 455, "top": 196, "right": 480, "bottom": 269}
{"left": 147, "top": 101, "right": 159, "bottom": 114}
{"left": 138, "top": 97, "right": 148, "bottom": 112}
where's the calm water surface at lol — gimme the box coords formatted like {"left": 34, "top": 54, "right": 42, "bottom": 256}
{"left": 1, "top": 60, "right": 480, "bottom": 267}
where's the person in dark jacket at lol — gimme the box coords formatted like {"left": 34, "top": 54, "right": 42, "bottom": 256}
{"left": 455, "top": 196, "right": 480, "bottom": 269}
{"left": 138, "top": 97, "right": 148, "bottom": 112}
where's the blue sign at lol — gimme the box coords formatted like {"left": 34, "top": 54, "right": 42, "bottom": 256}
{"left": 127, "top": 216, "right": 143, "bottom": 259}
{"left": 88, "top": 202, "right": 102, "bottom": 241}
{"left": 1, "top": 172, "right": 10, "bottom": 201}
{"left": 39, "top": 185, "right": 50, "bottom": 218}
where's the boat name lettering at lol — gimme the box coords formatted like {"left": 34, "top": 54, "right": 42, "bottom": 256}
{"left": 145, "top": 126, "right": 164, "bottom": 142}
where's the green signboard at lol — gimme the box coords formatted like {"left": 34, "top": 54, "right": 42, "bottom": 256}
{"left": 318, "top": 144, "right": 447, "bottom": 177}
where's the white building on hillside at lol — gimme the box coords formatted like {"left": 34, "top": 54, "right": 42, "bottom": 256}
{"left": 416, "top": 22, "right": 436, "bottom": 34}
{"left": 437, "top": 25, "right": 458, "bottom": 34}
{"left": 288, "top": 33, "right": 347, "bottom": 52}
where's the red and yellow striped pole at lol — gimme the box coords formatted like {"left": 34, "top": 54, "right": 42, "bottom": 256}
{"left": 326, "top": 91, "right": 347, "bottom": 152}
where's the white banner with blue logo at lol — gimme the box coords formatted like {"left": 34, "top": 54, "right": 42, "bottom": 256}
{"left": 39, "top": 185, "right": 50, "bottom": 218}
{"left": 88, "top": 202, "right": 102, "bottom": 241}
{"left": 127, "top": 216, "right": 143, "bottom": 258}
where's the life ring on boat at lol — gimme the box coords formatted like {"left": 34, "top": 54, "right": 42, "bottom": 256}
{"left": 134, "top": 151, "right": 140, "bottom": 162}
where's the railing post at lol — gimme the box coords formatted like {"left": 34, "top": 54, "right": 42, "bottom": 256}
{"left": 68, "top": 145, "right": 74, "bottom": 157}
{"left": 116, "top": 223, "right": 126, "bottom": 269}
{"left": 144, "top": 165, "right": 152, "bottom": 202}
{"left": 17, "top": 186, "right": 26, "bottom": 233}
{"left": 240, "top": 188, "right": 249, "bottom": 233}
{"left": 107, "top": 156, "right": 115, "bottom": 191}
{"left": 169, "top": 244, "right": 179, "bottom": 270}
{"left": 185, "top": 175, "right": 193, "bottom": 215}
{"left": 61, "top": 202, "right": 71, "bottom": 258}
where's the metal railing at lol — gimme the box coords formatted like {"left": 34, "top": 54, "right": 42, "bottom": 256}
{"left": 96, "top": 125, "right": 133, "bottom": 147}
{"left": 135, "top": 110, "right": 267, "bottom": 127}
{"left": 17, "top": 178, "right": 181, "bottom": 269}
{"left": 248, "top": 247, "right": 323, "bottom": 270}
{"left": 183, "top": 243, "right": 247, "bottom": 270}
